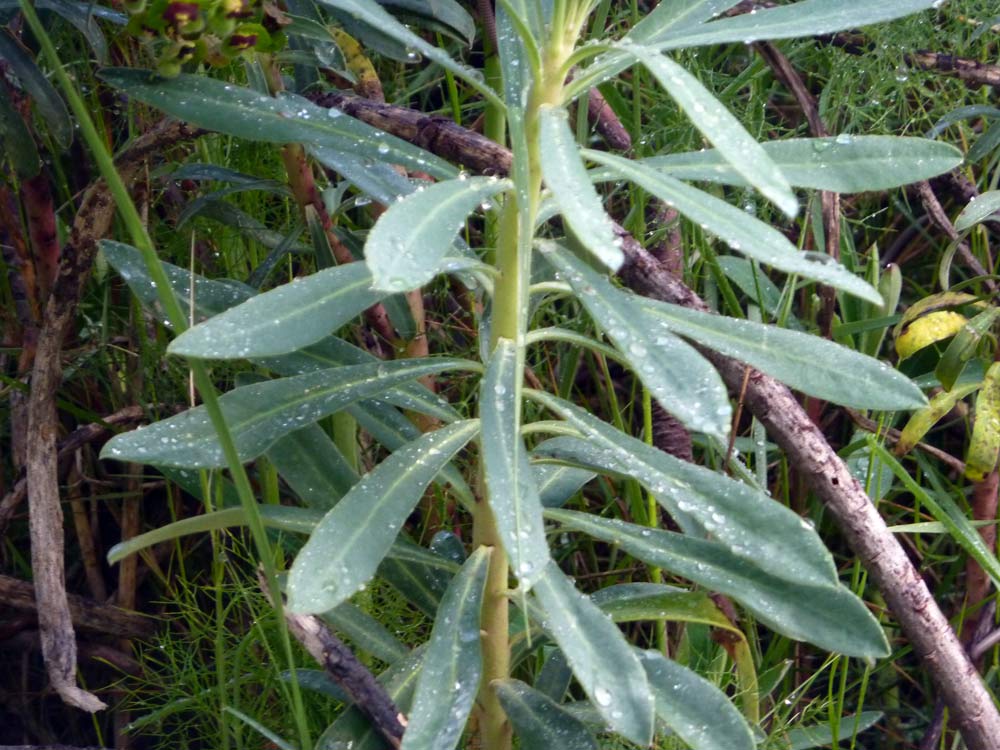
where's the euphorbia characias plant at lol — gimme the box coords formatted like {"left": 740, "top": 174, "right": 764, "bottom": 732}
{"left": 94, "top": 0, "right": 966, "bottom": 747}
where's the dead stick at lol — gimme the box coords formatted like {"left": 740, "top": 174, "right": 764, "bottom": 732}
{"left": 303, "top": 93, "right": 1000, "bottom": 749}
{"left": 257, "top": 571, "right": 405, "bottom": 747}
{"left": 26, "top": 120, "right": 201, "bottom": 712}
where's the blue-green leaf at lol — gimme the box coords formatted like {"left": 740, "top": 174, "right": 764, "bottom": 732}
{"left": 584, "top": 150, "right": 882, "bottom": 305}
{"left": 532, "top": 562, "right": 653, "bottom": 745}
{"left": 480, "top": 339, "right": 549, "bottom": 587}
{"left": 618, "top": 43, "right": 796, "bottom": 217}
{"left": 101, "top": 359, "right": 474, "bottom": 467}
{"left": 547, "top": 509, "right": 889, "bottom": 658}
{"left": 365, "top": 176, "right": 509, "bottom": 292}
{"left": 639, "top": 650, "right": 753, "bottom": 750}
{"left": 956, "top": 191, "right": 1000, "bottom": 232}
{"left": 321, "top": 602, "right": 409, "bottom": 665}
{"left": 536, "top": 424, "right": 837, "bottom": 585}
{"left": 168, "top": 262, "right": 384, "bottom": 359}
{"left": 530, "top": 391, "right": 838, "bottom": 588}
{"left": 539, "top": 106, "right": 622, "bottom": 271}
{"left": 652, "top": 0, "right": 944, "bottom": 49}
{"left": 494, "top": 679, "right": 598, "bottom": 750}
{"left": 401, "top": 547, "right": 490, "bottom": 750}
{"left": 313, "top": 0, "right": 502, "bottom": 108}
{"left": 635, "top": 296, "right": 927, "bottom": 410}
{"left": 287, "top": 420, "right": 479, "bottom": 613}
{"left": 97, "top": 69, "right": 455, "bottom": 178}
{"left": 625, "top": 136, "right": 964, "bottom": 193}
{"left": 541, "top": 242, "right": 731, "bottom": 441}
{"left": 266, "top": 424, "right": 359, "bottom": 511}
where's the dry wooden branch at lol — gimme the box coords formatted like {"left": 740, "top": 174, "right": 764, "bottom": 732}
{"left": 257, "top": 571, "right": 405, "bottom": 747}
{"left": 306, "top": 93, "right": 1000, "bottom": 749}
{"left": 25, "top": 120, "right": 200, "bottom": 712}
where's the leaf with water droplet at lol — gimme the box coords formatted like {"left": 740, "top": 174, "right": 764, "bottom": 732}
{"left": 532, "top": 561, "right": 653, "bottom": 744}
{"left": 401, "top": 547, "right": 490, "bottom": 750}
{"left": 480, "top": 339, "right": 550, "bottom": 588}
{"left": 366, "top": 176, "right": 510, "bottom": 292}
{"left": 287, "top": 420, "right": 479, "bottom": 614}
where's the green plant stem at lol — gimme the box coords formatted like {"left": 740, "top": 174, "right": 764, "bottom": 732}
{"left": 18, "top": 5, "right": 310, "bottom": 746}
{"left": 642, "top": 388, "right": 667, "bottom": 654}
{"left": 476, "top": 11, "right": 593, "bottom": 747}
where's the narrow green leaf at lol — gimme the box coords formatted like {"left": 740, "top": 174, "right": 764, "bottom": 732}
{"left": 547, "top": 509, "right": 889, "bottom": 658}
{"left": 0, "top": 90, "right": 40, "bottom": 178}
{"left": 107, "top": 505, "right": 323, "bottom": 564}
{"left": 381, "top": 0, "right": 476, "bottom": 44}
{"left": 313, "top": 0, "right": 503, "bottom": 108}
{"left": 625, "top": 136, "right": 963, "bottom": 193}
{"left": 493, "top": 679, "right": 598, "bottom": 750}
{"left": 532, "top": 463, "right": 595, "bottom": 508}
{"left": 101, "top": 359, "right": 473, "bottom": 467}
{"left": 481, "top": 339, "right": 550, "bottom": 587}
{"left": 584, "top": 150, "right": 882, "bottom": 305}
{"left": 618, "top": 43, "right": 796, "bottom": 217}
{"left": 782, "top": 711, "right": 883, "bottom": 750}
{"left": 0, "top": 29, "right": 72, "bottom": 148}
{"left": 401, "top": 547, "right": 490, "bottom": 750}
{"left": 639, "top": 649, "right": 754, "bottom": 750}
{"left": 627, "top": 1, "right": 743, "bottom": 42}
{"left": 168, "top": 262, "right": 384, "bottom": 359}
{"left": 541, "top": 243, "right": 731, "bottom": 441}
{"left": 366, "top": 176, "right": 509, "bottom": 292}
{"left": 322, "top": 602, "right": 410, "bottom": 665}
{"left": 97, "top": 69, "right": 456, "bottom": 178}
{"left": 530, "top": 392, "right": 839, "bottom": 588}
{"left": 267, "top": 424, "right": 360, "bottom": 511}
{"left": 955, "top": 190, "right": 1000, "bottom": 232}
{"left": 652, "top": 0, "right": 943, "bottom": 49}
{"left": 539, "top": 106, "right": 623, "bottom": 271}
{"left": 635, "top": 295, "right": 927, "bottom": 410}
{"left": 532, "top": 562, "right": 654, "bottom": 745}
{"left": 287, "top": 420, "right": 479, "bottom": 613}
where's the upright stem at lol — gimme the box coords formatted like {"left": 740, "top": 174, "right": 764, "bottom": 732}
{"left": 475, "top": 6, "right": 584, "bottom": 747}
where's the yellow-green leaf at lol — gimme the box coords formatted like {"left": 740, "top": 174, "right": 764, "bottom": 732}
{"left": 967, "top": 362, "right": 1000, "bottom": 481}
{"left": 895, "top": 310, "right": 967, "bottom": 360}
{"left": 896, "top": 382, "right": 979, "bottom": 457}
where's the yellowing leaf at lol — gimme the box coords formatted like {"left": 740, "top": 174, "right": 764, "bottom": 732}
{"left": 896, "top": 382, "right": 979, "bottom": 457}
{"left": 895, "top": 310, "right": 967, "bottom": 360}
{"left": 966, "top": 363, "right": 1000, "bottom": 481}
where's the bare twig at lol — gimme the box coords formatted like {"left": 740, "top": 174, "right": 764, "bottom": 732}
{"left": 915, "top": 180, "right": 997, "bottom": 293}
{"left": 304, "top": 93, "right": 1000, "bottom": 749}
{"left": 257, "top": 571, "right": 405, "bottom": 747}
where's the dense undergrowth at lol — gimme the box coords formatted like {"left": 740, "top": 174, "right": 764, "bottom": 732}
{"left": 2, "top": 1, "right": 1000, "bottom": 749}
